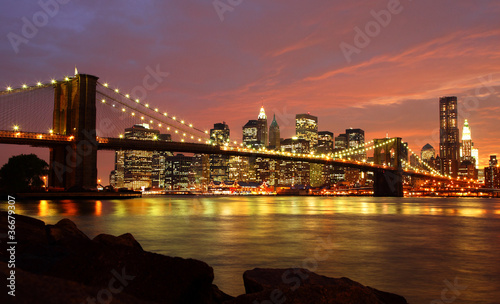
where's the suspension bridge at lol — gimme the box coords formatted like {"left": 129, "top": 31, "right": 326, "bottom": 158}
{"left": 0, "top": 73, "right": 479, "bottom": 197}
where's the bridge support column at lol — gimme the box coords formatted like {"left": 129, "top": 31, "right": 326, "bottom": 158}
{"left": 373, "top": 170, "right": 403, "bottom": 197}
{"left": 49, "top": 74, "right": 98, "bottom": 190}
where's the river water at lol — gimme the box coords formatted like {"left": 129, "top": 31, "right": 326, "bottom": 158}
{"left": 5, "top": 196, "right": 500, "bottom": 303}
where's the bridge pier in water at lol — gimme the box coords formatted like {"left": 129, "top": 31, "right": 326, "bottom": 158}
{"left": 373, "top": 137, "right": 405, "bottom": 197}
{"left": 49, "top": 74, "right": 99, "bottom": 190}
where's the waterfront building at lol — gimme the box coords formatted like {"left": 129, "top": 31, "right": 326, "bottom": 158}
{"left": 296, "top": 113, "right": 318, "bottom": 150}
{"left": 210, "top": 122, "right": 230, "bottom": 182}
{"left": 111, "top": 124, "right": 166, "bottom": 190}
{"left": 164, "top": 154, "right": 192, "bottom": 191}
{"left": 190, "top": 154, "right": 210, "bottom": 191}
{"left": 228, "top": 156, "right": 251, "bottom": 182}
{"left": 458, "top": 160, "right": 478, "bottom": 180}
{"left": 439, "top": 96, "right": 460, "bottom": 177}
{"left": 485, "top": 155, "right": 500, "bottom": 189}
{"left": 152, "top": 134, "right": 173, "bottom": 188}
{"left": 279, "top": 137, "right": 310, "bottom": 186}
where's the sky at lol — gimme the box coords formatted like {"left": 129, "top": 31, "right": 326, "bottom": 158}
{"left": 1, "top": 0, "right": 500, "bottom": 182}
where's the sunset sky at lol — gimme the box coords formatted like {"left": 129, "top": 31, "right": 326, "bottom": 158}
{"left": 1, "top": 0, "right": 500, "bottom": 180}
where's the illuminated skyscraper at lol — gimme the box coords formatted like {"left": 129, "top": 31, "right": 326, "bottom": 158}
{"left": 439, "top": 96, "right": 460, "bottom": 177}
{"left": 258, "top": 106, "right": 268, "bottom": 147}
{"left": 210, "top": 122, "right": 230, "bottom": 145}
{"left": 112, "top": 124, "right": 163, "bottom": 190}
{"left": 268, "top": 114, "right": 280, "bottom": 150}
{"left": 461, "top": 119, "right": 472, "bottom": 161}
{"left": 243, "top": 107, "right": 268, "bottom": 148}
{"left": 346, "top": 128, "right": 365, "bottom": 160}
{"left": 296, "top": 113, "right": 318, "bottom": 150}
{"left": 460, "top": 119, "right": 479, "bottom": 168}
{"left": 316, "top": 131, "right": 334, "bottom": 154}
{"left": 210, "top": 122, "right": 230, "bottom": 182}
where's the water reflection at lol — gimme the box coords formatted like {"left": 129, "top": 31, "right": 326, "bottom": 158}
{"left": 3, "top": 197, "right": 499, "bottom": 304}
{"left": 25, "top": 196, "right": 500, "bottom": 219}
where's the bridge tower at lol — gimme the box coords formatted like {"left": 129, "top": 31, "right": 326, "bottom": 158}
{"left": 49, "top": 74, "right": 98, "bottom": 190}
{"left": 373, "top": 137, "right": 404, "bottom": 197}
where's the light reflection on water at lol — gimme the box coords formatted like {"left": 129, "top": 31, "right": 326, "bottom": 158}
{"left": 6, "top": 196, "right": 500, "bottom": 303}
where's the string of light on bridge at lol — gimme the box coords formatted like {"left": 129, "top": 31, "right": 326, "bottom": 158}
{"left": 97, "top": 82, "right": 249, "bottom": 147}
{"left": 406, "top": 147, "right": 447, "bottom": 178}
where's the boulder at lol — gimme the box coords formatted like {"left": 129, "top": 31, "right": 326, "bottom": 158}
{"left": 46, "top": 218, "right": 90, "bottom": 243}
{"left": 227, "top": 268, "right": 408, "bottom": 304}
{"left": 93, "top": 233, "right": 144, "bottom": 251}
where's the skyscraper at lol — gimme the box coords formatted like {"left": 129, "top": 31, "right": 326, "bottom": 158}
{"left": 460, "top": 119, "right": 479, "bottom": 168}
{"left": 268, "top": 114, "right": 280, "bottom": 150}
{"left": 334, "top": 134, "right": 347, "bottom": 151}
{"left": 112, "top": 124, "right": 162, "bottom": 190}
{"left": 296, "top": 113, "right": 318, "bottom": 150}
{"left": 461, "top": 119, "right": 472, "bottom": 161}
{"left": 243, "top": 107, "right": 268, "bottom": 148}
{"left": 258, "top": 106, "right": 268, "bottom": 147}
{"left": 439, "top": 96, "right": 460, "bottom": 177}
{"left": 316, "top": 131, "right": 334, "bottom": 154}
{"left": 210, "top": 122, "right": 230, "bottom": 182}
{"left": 346, "top": 128, "right": 365, "bottom": 160}
{"left": 210, "top": 122, "right": 230, "bottom": 145}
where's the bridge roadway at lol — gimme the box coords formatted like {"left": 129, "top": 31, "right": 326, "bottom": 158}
{"left": 0, "top": 130, "right": 449, "bottom": 181}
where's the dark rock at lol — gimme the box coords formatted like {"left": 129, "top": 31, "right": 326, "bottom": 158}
{"left": 212, "top": 284, "right": 235, "bottom": 303}
{"left": 226, "top": 268, "right": 408, "bottom": 304}
{"left": 93, "top": 232, "right": 143, "bottom": 251}
{"left": 46, "top": 218, "right": 90, "bottom": 243}
{"left": 0, "top": 262, "right": 155, "bottom": 304}
{"left": 1, "top": 212, "right": 222, "bottom": 304}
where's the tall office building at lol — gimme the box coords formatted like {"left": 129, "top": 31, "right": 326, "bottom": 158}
{"left": 243, "top": 106, "right": 268, "bottom": 148}
{"left": 296, "top": 113, "right": 318, "bottom": 150}
{"left": 190, "top": 154, "right": 210, "bottom": 191}
{"left": 460, "top": 119, "right": 479, "bottom": 168}
{"left": 210, "top": 122, "right": 230, "bottom": 181}
{"left": 316, "top": 131, "right": 334, "bottom": 154}
{"left": 258, "top": 106, "right": 268, "bottom": 147}
{"left": 164, "top": 154, "right": 192, "bottom": 191}
{"left": 334, "top": 134, "right": 347, "bottom": 151}
{"left": 210, "top": 122, "right": 230, "bottom": 145}
{"left": 152, "top": 134, "right": 173, "bottom": 188}
{"left": 439, "top": 96, "right": 460, "bottom": 177}
{"left": 268, "top": 114, "right": 280, "bottom": 150}
{"left": 112, "top": 124, "right": 163, "bottom": 190}
{"left": 346, "top": 128, "right": 366, "bottom": 160}
{"left": 243, "top": 120, "right": 260, "bottom": 148}
{"left": 485, "top": 155, "right": 500, "bottom": 189}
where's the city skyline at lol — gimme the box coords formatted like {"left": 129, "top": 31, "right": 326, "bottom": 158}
{"left": 1, "top": 1, "right": 500, "bottom": 178}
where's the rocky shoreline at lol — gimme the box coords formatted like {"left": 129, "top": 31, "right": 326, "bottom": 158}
{"left": 0, "top": 212, "right": 407, "bottom": 303}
